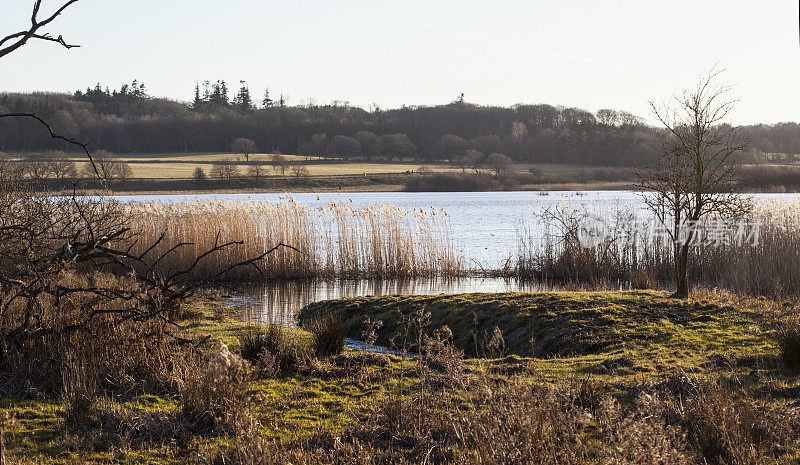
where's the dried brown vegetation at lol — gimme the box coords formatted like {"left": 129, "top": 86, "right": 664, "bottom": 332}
{"left": 776, "top": 315, "right": 800, "bottom": 372}
{"left": 514, "top": 200, "right": 800, "bottom": 298}
{"left": 126, "top": 199, "right": 463, "bottom": 280}
{"left": 197, "top": 361, "right": 800, "bottom": 465}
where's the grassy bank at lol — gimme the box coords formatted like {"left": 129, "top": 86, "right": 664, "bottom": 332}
{"left": 299, "top": 290, "right": 773, "bottom": 360}
{"left": 3, "top": 290, "right": 799, "bottom": 463}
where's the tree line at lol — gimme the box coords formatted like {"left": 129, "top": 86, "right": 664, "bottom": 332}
{"left": 0, "top": 80, "right": 794, "bottom": 166}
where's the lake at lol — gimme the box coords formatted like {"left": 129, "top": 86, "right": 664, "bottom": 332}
{"left": 115, "top": 190, "right": 800, "bottom": 325}
{"left": 115, "top": 190, "right": 651, "bottom": 267}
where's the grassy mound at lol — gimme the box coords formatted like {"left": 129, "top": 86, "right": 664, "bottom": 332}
{"left": 299, "top": 291, "right": 772, "bottom": 360}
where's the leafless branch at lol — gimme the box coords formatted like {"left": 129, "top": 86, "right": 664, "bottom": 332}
{"left": 0, "top": 0, "right": 81, "bottom": 59}
{"left": 0, "top": 113, "right": 101, "bottom": 180}
{"left": 638, "top": 68, "right": 752, "bottom": 297}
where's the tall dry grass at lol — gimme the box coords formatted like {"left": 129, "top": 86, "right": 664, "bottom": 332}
{"left": 513, "top": 199, "right": 800, "bottom": 297}
{"left": 514, "top": 204, "right": 673, "bottom": 287}
{"left": 126, "top": 199, "right": 463, "bottom": 280}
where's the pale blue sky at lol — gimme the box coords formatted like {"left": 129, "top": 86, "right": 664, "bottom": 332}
{"left": 1, "top": 0, "right": 798, "bottom": 124}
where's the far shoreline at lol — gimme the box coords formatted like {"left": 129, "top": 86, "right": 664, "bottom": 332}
{"left": 49, "top": 180, "right": 641, "bottom": 197}
{"left": 49, "top": 181, "right": 799, "bottom": 197}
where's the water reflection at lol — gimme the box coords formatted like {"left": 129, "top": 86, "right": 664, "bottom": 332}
{"left": 225, "top": 277, "right": 560, "bottom": 327}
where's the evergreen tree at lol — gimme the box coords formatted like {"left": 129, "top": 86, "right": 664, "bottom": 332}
{"left": 262, "top": 88, "right": 273, "bottom": 107}
{"left": 208, "top": 80, "right": 229, "bottom": 106}
{"left": 192, "top": 82, "right": 202, "bottom": 109}
{"left": 202, "top": 80, "right": 212, "bottom": 102}
{"left": 232, "top": 80, "right": 253, "bottom": 112}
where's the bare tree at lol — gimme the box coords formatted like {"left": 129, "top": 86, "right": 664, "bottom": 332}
{"left": 16, "top": 151, "right": 75, "bottom": 184}
{"left": 292, "top": 164, "right": 310, "bottom": 180}
{"left": 638, "top": 70, "right": 752, "bottom": 298}
{"left": 82, "top": 150, "right": 131, "bottom": 182}
{"left": 210, "top": 159, "right": 240, "bottom": 181}
{"left": 271, "top": 154, "right": 288, "bottom": 177}
{"left": 230, "top": 137, "right": 256, "bottom": 162}
{"left": 45, "top": 150, "right": 76, "bottom": 180}
{"left": 454, "top": 149, "right": 483, "bottom": 173}
{"left": 331, "top": 135, "right": 361, "bottom": 160}
{"left": 248, "top": 157, "right": 269, "bottom": 181}
{"left": 0, "top": 4, "right": 302, "bottom": 415}
{"left": 193, "top": 166, "right": 207, "bottom": 184}
{"left": 0, "top": 0, "right": 80, "bottom": 59}
{"left": 354, "top": 131, "right": 380, "bottom": 161}
{"left": 21, "top": 154, "right": 52, "bottom": 182}
{"left": 117, "top": 159, "right": 133, "bottom": 183}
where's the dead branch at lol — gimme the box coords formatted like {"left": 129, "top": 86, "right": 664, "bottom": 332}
{"left": 0, "top": 0, "right": 81, "bottom": 59}
{"left": 0, "top": 113, "right": 101, "bottom": 180}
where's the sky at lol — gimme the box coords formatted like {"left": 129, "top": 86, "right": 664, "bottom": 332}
{"left": 1, "top": 0, "right": 798, "bottom": 125}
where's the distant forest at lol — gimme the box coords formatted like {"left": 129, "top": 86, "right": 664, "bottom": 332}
{"left": 1, "top": 80, "right": 798, "bottom": 166}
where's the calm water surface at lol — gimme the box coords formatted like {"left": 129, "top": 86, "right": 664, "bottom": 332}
{"left": 115, "top": 190, "right": 799, "bottom": 324}
{"left": 223, "top": 277, "right": 632, "bottom": 327}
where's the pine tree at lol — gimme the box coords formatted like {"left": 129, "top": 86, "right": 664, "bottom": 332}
{"left": 192, "top": 82, "right": 202, "bottom": 109}
{"left": 262, "top": 88, "right": 273, "bottom": 107}
{"left": 202, "top": 80, "right": 212, "bottom": 102}
{"left": 219, "top": 80, "right": 229, "bottom": 104}
{"left": 232, "top": 80, "right": 253, "bottom": 112}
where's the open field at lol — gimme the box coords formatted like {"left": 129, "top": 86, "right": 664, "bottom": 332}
{"left": 16, "top": 151, "right": 800, "bottom": 193}
{"left": 73, "top": 160, "right": 458, "bottom": 179}
{"left": 3, "top": 290, "right": 799, "bottom": 463}
{"left": 15, "top": 151, "right": 605, "bottom": 179}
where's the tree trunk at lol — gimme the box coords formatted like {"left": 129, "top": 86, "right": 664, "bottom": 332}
{"left": 0, "top": 421, "right": 5, "bottom": 465}
{"left": 674, "top": 244, "right": 690, "bottom": 299}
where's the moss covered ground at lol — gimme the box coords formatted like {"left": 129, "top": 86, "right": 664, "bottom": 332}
{"left": 3, "top": 291, "right": 798, "bottom": 464}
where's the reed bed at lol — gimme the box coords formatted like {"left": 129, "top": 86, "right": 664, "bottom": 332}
{"left": 513, "top": 199, "right": 800, "bottom": 297}
{"left": 126, "top": 199, "right": 463, "bottom": 280}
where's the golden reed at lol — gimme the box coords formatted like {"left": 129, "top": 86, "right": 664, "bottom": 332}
{"left": 126, "top": 199, "right": 463, "bottom": 280}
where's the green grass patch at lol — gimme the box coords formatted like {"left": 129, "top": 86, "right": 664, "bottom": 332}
{"left": 299, "top": 290, "right": 773, "bottom": 362}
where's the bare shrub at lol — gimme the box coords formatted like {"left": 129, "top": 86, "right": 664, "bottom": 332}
{"left": 423, "top": 325, "right": 464, "bottom": 380}
{"left": 681, "top": 383, "right": 798, "bottom": 465}
{"left": 361, "top": 317, "right": 383, "bottom": 346}
{"left": 776, "top": 315, "right": 800, "bottom": 371}
{"left": 308, "top": 314, "right": 346, "bottom": 357}
{"left": 485, "top": 325, "right": 505, "bottom": 358}
{"left": 1, "top": 269, "right": 184, "bottom": 397}
{"left": 237, "top": 325, "right": 270, "bottom": 363}
{"left": 237, "top": 325, "right": 312, "bottom": 373}
{"left": 179, "top": 342, "right": 254, "bottom": 434}
{"left": 598, "top": 393, "right": 691, "bottom": 464}
{"left": 190, "top": 360, "right": 800, "bottom": 465}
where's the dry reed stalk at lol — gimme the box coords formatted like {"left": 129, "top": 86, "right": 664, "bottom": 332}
{"left": 515, "top": 199, "right": 800, "bottom": 297}
{"left": 125, "top": 199, "right": 463, "bottom": 280}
